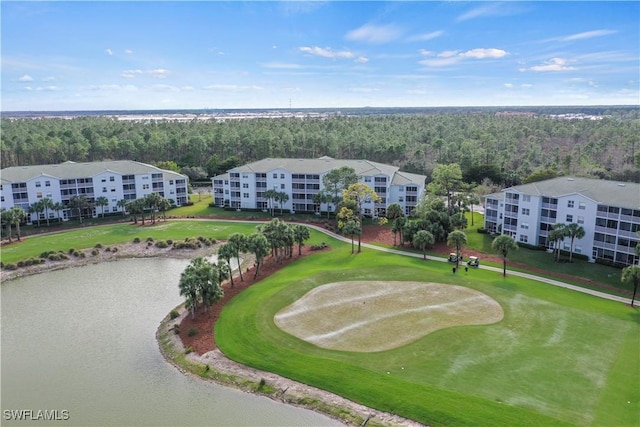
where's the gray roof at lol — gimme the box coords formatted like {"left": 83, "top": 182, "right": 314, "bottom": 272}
{"left": 229, "top": 157, "right": 425, "bottom": 186}
{"left": 503, "top": 177, "right": 640, "bottom": 209}
{"left": 1, "top": 160, "right": 187, "bottom": 183}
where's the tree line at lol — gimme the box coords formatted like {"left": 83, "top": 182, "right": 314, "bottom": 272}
{"left": 2, "top": 111, "right": 638, "bottom": 184}
{"left": 179, "top": 219, "right": 311, "bottom": 319}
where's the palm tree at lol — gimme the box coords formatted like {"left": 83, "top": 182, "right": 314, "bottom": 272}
{"left": 447, "top": 230, "right": 467, "bottom": 268}
{"left": 386, "top": 203, "right": 403, "bottom": 220}
{"left": 41, "top": 197, "right": 54, "bottom": 226}
{"left": 69, "top": 195, "right": 90, "bottom": 223}
{"left": 158, "top": 198, "right": 172, "bottom": 221}
{"left": 8, "top": 207, "right": 27, "bottom": 241}
{"left": 247, "top": 232, "right": 270, "bottom": 279}
{"left": 342, "top": 220, "right": 361, "bottom": 254}
{"left": 217, "top": 243, "right": 236, "bottom": 287}
{"left": 52, "top": 201, "right": 65, "bottom": 223}
{"left": 263, "top": 189, "right": 278, "bottom": 216}
{"left": 413, "top": 230, "right": 435, "bottom": 260}
{"left": 492, "top": 235, "right": 519, "bottom": 277}
{"left": 548, "top": 225, "right": 566, "bottom": 262}
{"left": 293, "top": 224, "right": 311, "bottom": 256}
{"left": 227, "top": 233, "right": 248, "bottom": 282}
{"left": 117, "top": 199, "right": 128, "bottom": 216}
{"left": 621, "top": 265, "right": 640, "bottom": 307}
{"left": 276, "top": 191, "right": 289, "bottom": 216}
{"left": 565, "top": 222, "right": 586, "bottom": 263}
{"left": 95, "top": 196, "right": 109, "bottom": 218}
{"left": 29, "top": 200, "right": 44, "bottom": 226}
{"left": 144, "top": 192, "right": 163, "bottom": 224}
{"left": 1, "top": 209, "right": 14, "bottom": 243}
{"left": 392, "top": 216, "right": 407, "bottom": 246}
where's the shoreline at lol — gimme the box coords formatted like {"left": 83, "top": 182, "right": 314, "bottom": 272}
{"left": 2, "top": 241, "right": 423, "bottom": 427}
{"left": 157, "top": 303, "right": 423, "bottom": 427}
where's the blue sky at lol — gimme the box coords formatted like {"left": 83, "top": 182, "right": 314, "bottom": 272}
{"left": 2, "top": 1, "right": 638, "bottom": 111}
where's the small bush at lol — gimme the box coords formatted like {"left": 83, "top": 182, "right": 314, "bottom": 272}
{"left": 146, "top": 237, "right": 154, "bottom": 242}
{"left": 197, "top": 236, "right": 205, "bottom": 242}
{"left": 173, "top": 324, "right": 180, "bottom": 335}
{"left": 68, "top": 248, "right": 75, "bottom": 254}
{"left": 155, "top": 240, "right": 169, "bottom": 249}
{"left": 112, "top": 247, "right": 118, "bottom": 253}
{"left": 133, "top": 237, "right": 141, "bottom": 243}
{"left": 94, "top": 243, "right": 103, "bottom": 249}
{"left": 79, "top": 252, "right": 86, "bottom": 258}
{"left": 477, "top": 228, "right": 488, "bottom": 234}
{"left": 91, "top": 249, "right": 99, "bottom": 256}
{"left": 166, "top": 239, "right": 173, "bottom": 245}
{"left": 17, "top": 260, "right": 26, "bottom": 268}
{"left": 187, "top": 327, "right": 198, "bottom": 337}
{"left": 311, "top": 242, "right": 328, "bottom": 250}
{"left": 73, "top": 251, "right": 80, "bottom": 257}
{"left": 40, "top": 250, "right": 55, "bottom": 259}
{"left": 184, "top": 346, "right": 194, "bottom": 355}
{"left": 169, "top": 309, "right": 179, "bottom": 319}
{"left": 105, "top": 247, "right": 112, "bottom": 252}
{"left": 4, "top": 263, "right": 17, "bottom": 270}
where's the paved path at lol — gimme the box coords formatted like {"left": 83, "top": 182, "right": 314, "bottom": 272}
{"left": 298, "top": 222, "right": 633, "bottom": 306}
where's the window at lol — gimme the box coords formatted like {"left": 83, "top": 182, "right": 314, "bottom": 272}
{"left": 36, "top": 192, "right": 43, "bottom": 199}
{"left": 109, "top": 176, "right": 115, "bottom": 182}
{"left": 243, "top": 193, "right": 249, "bottom": 198}
{"left": 273, "top": 173, "right": 277, "bottom": 179}
{"left": 242, "top": 174, "right": 249, "bottom": 179}
{"left": 46, "top": 193, "right": 52, "bottom": 198}
{"left": 522, "top": 195, "right": 531, "bottom": 202}
{"left": 103, "top": 187, "right": 107, "bottom": 193}
{"left": 520, "top": 223, "right": 529, "bottom": 230}
{"left": 567, "top": 200, "right": 574, "bottom": 208}
{"left": 566, "top": 214, "right": 573, "bottom": 222}
{"left": 399, "top": 187, "right": 404, "bottom": 192}
{"left": 142, "top": 184, "right": 150, "bottom": 190}
{"left": 35, "top": 181, "right": 41, "bottom": 188}
{"left": 280, "top": 173, "right": 285, "bottom": 179}
{"left": 280, "top": 184, "right": 285, "bottom": 189}
{"left": 243, "top": 183, "right": 249, "bottom": 189}
{"left": 579, "top": 202, "right": 586, "bottom": 210}
{"left": 521, "top": 208, "right": 530, "bottom": 215}
{"left": 101, "top": 178, "right": 106, "bottom": 183}
{"left": 364, "top": 177, "right": 371, "bottom": 182}
{"left": 519, "top": 235, "right": 528, "bottom": 243}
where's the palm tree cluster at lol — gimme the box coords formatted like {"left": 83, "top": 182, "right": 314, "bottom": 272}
{"left": 262, "top": 189, "right": 290, "bottom": 216}
{"left": 0, "top": 206, "right": 28, "bottom": 242}
{"left": 548, "top": 222, "right": 586, "bottom": 262}
{"left": 125, "top": 193, "right": 173, "bottom": 225}
{"left": 178, "top": 257, "right": 227, "bottom": 319}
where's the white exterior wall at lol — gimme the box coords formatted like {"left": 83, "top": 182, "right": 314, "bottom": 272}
{"left": 555, "top": 193, "right": 598, "bottom": 260}
{"left": 93, "top": 171, "right": 125, "bottom": 214}
{"left": 515, "top": 193, "right": 540, "bottom": 246}
{"left": 134, "top": 173, "right": 153, "bottom": 200}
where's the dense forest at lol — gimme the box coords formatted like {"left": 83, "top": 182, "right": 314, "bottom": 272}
{"left": 2, "top": 109, "right": 639, "bottom": 185}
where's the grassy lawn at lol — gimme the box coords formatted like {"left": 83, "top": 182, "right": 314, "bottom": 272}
{"left": 3, "top": 217, "right": 638, "bottom": 426}
{"left": 216, "top": 240, "right": 639, "bottom": 426}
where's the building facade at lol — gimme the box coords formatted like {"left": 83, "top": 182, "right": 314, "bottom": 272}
{"left": 1, "top": 160, "right": 189, "bottom": 222}
{"left": 212, "top": 157, "right": 426, "bottom": 217}
{"left": 484, "top": 177, "right": 640, "bottom": 266}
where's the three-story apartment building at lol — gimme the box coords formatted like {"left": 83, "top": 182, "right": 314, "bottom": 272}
{"left": 212, "top": 157, "right": 426, "bottom": 217}
{"left": 484, "top": 177, "right": 640, "bottom": 266}
{"left": 1, "top": 160, "right": 189, "bottom": 222}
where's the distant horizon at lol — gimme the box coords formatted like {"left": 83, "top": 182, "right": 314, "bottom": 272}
{"left": 2, "top": 104, "right": 638, "bottom": 115}
{"left": 2, "top": 2, "right": 638, "bottom": 111}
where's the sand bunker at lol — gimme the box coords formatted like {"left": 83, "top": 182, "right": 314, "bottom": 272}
{"left": 275, "top": 281, "right": 503, "bottom": 352}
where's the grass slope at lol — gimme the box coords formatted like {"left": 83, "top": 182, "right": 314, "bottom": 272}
{"left": 215, "top": 238, "right": 639, "bottom": 426}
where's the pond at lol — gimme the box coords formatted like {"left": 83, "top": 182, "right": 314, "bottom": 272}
{"left": 1, "top": 258, "right": 341, "bottom": 426}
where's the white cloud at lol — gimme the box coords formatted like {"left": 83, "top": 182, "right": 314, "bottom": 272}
{"left": 18, "top": 74, "right": 34, "bottom": 82}
{"left": 504, "top": 83, "right": 514, "bottom": 89}
{"left": 356, "top": 56, "right": 369, "bottom": 64}
{"left": 42, "top": 76, "right": 56, "bottom": 82}
{"left": 345, "top": 23, "right": 403, "bottom": 44}
{"left": 125, "top": 49, "right": 133, "bottom": 54}
{"left": 526, "top": 58, "right": 576, "bottom": 72}
{"left": 37, "top": 86, "right": 61, "bottom": 91}
{"left": 203, "top": 84, "right": 263, "bottom": 92}
{"left": 460, "top": 48, "right": 508, "bottom": 59}
{"left": 562, "top": 29, "right": 617, "bottom": 41}
{"left": 350, "top": 87, "right": 378, "bottom": 93}
{"left": 457, "top": 3, "right": 516, "bottom": 22}
{"left": 299, "top": 46, "right": 355, "bottom": 59}
{"left": 419, "top": 48, "right": 508, "bottom": 67}
{"left": 106, "top": 48, "right": 113, "bottom": 56}
{"left": 418, "top": 49, "right": 433, "bottom": 56}
{"left": 121, "top": 69, "right": 170, "bottom": 79}
{"left": 406, "top": 30, "right": 444, "bottom": 42}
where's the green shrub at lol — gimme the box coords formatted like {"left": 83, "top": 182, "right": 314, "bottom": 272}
{"left": 184, "top": 346, "right": 194, "bottom": 355}
{"left": 187, "top": 327, "right": 198, "bottom": 337}
{"left": 105, "top": 247, "right": 112, "bottom": 252}
{"left": 40, "top": 250, "right": 55, "bottom": 259}
{"left": 169, "top": 309, "right": 179, "bottom": 319}
{"left": 79, "top": 252, "right": 86, "bottom": 258}
{"left": 166, "top": 239, "right": 173, "bottom": 245}
{"left": 173, "top": 325, "right": 180, "bottom": 335}
{"left": 311, "top": 242, "right": 327, "bottom": 250}
{"left": 155, "top": 240, "right": 169, "bottom": 249}
{"left": 4, "top": 263, "right": 17, "bottom": 270}
{"left": 146, "top": 237, "right": 154, "bottom": 242}
{"left": 112, "top": 247, "right": 118, "bottom": 253}
{"left": 477, "top": 228, "right": 489, "bottom": 234}
{"left": 91, "top": 249, "right": 99, "bottom": 256}
{"left": 94, "top": 243, "right": 103, "bottom": 249}
{"left": 68, "top": 248, "right": 75, "bottom": 254}
{"left": 197, "top": 236, "right": 205, "bottom": 242}
{"left": 133, "top": 237, "right": 141, "bottom": 243}
{"left": 17, "top": 260, "right": 26, "bottom": 268}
